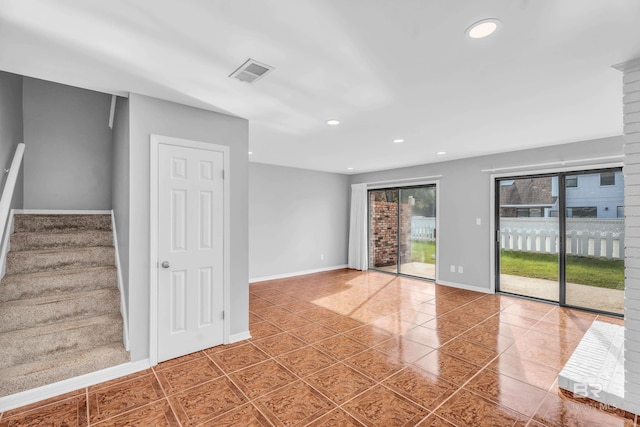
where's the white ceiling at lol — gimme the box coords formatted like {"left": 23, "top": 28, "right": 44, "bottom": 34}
{"left": 1, "top": 0, "right": 640, "bottom": 174}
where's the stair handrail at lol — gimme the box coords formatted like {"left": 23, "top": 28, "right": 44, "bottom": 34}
{"left": 0, "top": 143, "right": 25, "bottom": 245}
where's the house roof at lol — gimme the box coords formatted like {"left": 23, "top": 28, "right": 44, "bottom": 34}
{"left": 1, "top": 1, "right": 639, "bottom": 174}
{"left": 499, "top": 177, "right": 557, "bottom": 206}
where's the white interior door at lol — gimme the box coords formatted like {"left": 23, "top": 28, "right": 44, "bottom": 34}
{"left": 157, "top": 143, "right": 224, "bottom": 362}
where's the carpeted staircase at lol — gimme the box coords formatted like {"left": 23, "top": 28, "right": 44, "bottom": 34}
{"left": 0, "top": 214, "right": 129, "bottom": 397}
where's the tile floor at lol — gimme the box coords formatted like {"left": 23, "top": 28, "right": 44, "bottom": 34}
{"left": 0, "top": 269, "right": 635, "bottom": 426}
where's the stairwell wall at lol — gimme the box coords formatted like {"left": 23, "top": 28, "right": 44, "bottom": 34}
{"left": 0, "top": 71, "right": 24, "bottom": 210}
{"left": 128, "top": 93, "right": 249, "bottom": 362}
{"left": 22, "top": 78, "right": 113, "bottom": 210}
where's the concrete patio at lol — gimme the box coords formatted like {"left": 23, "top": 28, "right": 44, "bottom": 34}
{"left": 375, "top": 263, "right": 623, "bottom": 315}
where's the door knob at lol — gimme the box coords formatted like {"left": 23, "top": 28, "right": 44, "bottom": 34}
{"left": 161, "top": 261, "right": 170, "bottom": 268}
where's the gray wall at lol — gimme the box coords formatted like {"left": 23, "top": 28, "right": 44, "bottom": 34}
{"left": 351, "top": 136, "right": 624, "bottom": 291}
{"left": 22, "top": 78, "right": 113, "bottom": 210}
{"left": 249, "top": 163, "right": 350, "bottom": 279}
{"left": 0, "top": 71, "right": 24, "bottom": 210}
{"left": 128, "top": 93, "right": 249, "bottom": 361}
{"left": 111, "top": 97, "right": 130, "bottom": 312}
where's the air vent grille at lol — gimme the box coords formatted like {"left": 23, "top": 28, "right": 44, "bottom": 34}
{"left": 229, "top": 59, "right": 274, "bottom": 84}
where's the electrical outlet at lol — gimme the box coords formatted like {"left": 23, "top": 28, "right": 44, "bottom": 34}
{"left": 476, "top": 218, "right": 481, "bottom": 225}
{"left": 450, "top": 265, "right": 456, "bottom": 273}
{"left": 458, "top": 266, "right": 464, "bottom": 274}
{"left": 320, "top": 254, "right": 324, "bottom": 261}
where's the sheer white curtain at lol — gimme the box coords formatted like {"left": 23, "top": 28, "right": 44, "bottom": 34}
{"left": 348, "top": 183, "right": 368, "bottom": 270}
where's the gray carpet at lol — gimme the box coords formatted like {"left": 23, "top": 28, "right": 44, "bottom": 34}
{"left": 0, "top": 214, "right": 129, "bottom": 397}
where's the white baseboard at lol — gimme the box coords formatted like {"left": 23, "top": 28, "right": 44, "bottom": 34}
{"left": 0, "top": 359, "right": 151, "bottom": 412}
{"left": 249, "top": 264, "right": 348, "bottom": 283}
{"left": 15, "top": 209, "right": 112, "bottom": 215}
{"left": 436, "top": 279, "right": 494, "bottom": 294}
{"left": 229, "top": 331, "right": 252, "bottom": 343}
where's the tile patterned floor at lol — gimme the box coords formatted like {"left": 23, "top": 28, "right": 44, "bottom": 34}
{"left": 0, "top": 269, "right": 635, "bottom": 426}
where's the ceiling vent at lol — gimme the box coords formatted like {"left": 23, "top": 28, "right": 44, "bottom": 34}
{"left": 229, "top": 58, "right": 274, "bottom": 84}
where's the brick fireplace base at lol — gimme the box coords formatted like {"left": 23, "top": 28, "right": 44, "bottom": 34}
{"left": 558, "top": 321, "right": 637, "bottom": 416}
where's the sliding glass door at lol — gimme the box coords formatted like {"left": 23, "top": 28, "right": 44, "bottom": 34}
{"left": 369, "top": 185, "right": 437, "bottom": 280}
{"left": 399, "top": 187, "right": 437, "bottom": 278}
{"left": 564, "top": 171, "right": 624, "bottom": 314}
{"left": 496, "top": 168, "right": 624, "bottom": 315}
{"left": 497, "top": 175, "right": 560, "bottom": 302}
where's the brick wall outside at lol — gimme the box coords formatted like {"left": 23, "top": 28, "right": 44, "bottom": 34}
{"left": 369, "top": 200, "right": 412, "bottom": 268}
{"left": 369, "top": 201, "right": 397, "bottom": 267}
{"left": 399, "top": 203, "right": 412, "bottom": 264}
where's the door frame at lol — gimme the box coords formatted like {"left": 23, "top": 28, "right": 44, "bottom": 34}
{"left": 367, "top": 180, "right": 440, "bottom": 282}
{"left": 149, "top": 134, "right": 231, "bottom": 366}
{"left": 489, "top": 163, "right": 623, "bottom": 314}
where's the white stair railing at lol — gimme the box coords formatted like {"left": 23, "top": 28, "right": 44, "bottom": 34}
{"left": 0, "top": 143, "right": 26, "bottom": 275}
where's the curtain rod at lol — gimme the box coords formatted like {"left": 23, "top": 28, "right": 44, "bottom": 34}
{"left": 364, "top": 175, "right": 443, "bottom": 186}
{"left": 480, "top": 155, "right": 624, "bottom": 173}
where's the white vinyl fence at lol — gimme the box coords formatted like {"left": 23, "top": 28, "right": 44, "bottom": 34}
{"left": 411, "top": 217, "right": 436, "bottom": 241}
{"left": 498, "top": 218, "right": 624, "bottom": 260}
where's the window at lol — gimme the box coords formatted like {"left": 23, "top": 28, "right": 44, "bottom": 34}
{"left": 600, "top": 172, "right": 615, "bottom": 186}
{"left": 566, "top": 207, "right": 597, "bottom": 218}
{"left": 618, "top": 206, "right": 624, "bottom": 218}
{"left": 566, "top": 176, "right": 578, "bottom": 188}
{"left": 517, "top": 208, "right": 530, "bottom": 217}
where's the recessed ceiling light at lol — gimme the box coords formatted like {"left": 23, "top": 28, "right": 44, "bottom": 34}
{"left": 248, "top": 151, "right": 253, "bottom": 155}
{"left": 466, "top": 18, "right": 500, "bottom": 39}
{"left": 326, "top": 119, "right": 340, "bottom": 126}
{"left": 347, "top": 167, "right": 354, "bottom": 170}
{"left": 393, "top": 139, "right": 404, "bottom": 143}
{"left": 437, "top": 151, "right": 447, "bottom": 155}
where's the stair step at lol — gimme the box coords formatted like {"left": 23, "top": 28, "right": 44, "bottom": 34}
{"left": 0, "top": 213, "right": 127, "bottom": 398}
{"left": 5, "top": 246, "right": 115, "bottom": 275}
{"left": 0, "top": 313, "right": 123, "bottom": 369}
{"left": 10, "top": 230, "right": 113, "bottom": 251}
{"left": 0, "top": 343, "right": 130, "bottom": 397}
{"left": 0, "top": 266, "right": 117, "bottom": 303}
{"left": 0, "top": 288, "right": 121, "bottom": 333}
{"left": 13, "top": 214, "right": 112, "bottom": 233}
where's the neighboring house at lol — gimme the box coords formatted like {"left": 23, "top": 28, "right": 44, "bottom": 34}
{"left": 499, "top": 177, "right": 557, "bottom": 218}
{"left": 564, "top": 171, "right": 624, "bottom": 219}
{"left": 499, "top": 172, "right": 624, "bottom": 219}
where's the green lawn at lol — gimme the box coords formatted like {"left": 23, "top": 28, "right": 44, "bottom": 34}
{"left": 410, "top": 241, "right": 436, "bottom": 264}
{"left": 500, "top": 250, "right": 624, "bottom": 290}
